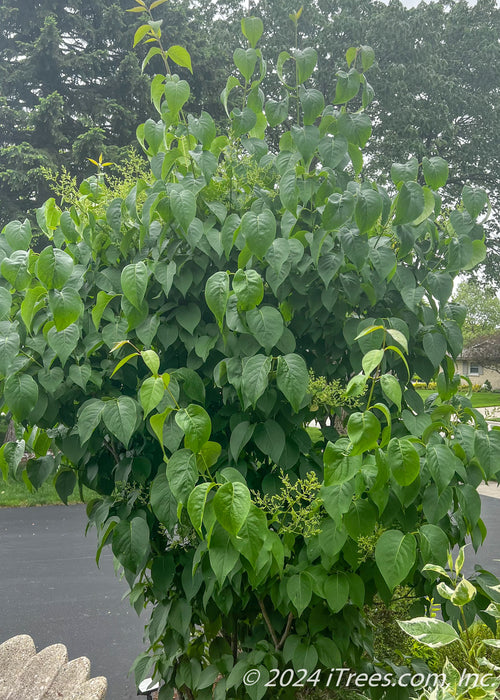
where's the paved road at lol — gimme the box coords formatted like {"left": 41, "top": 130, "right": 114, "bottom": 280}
{"left": 0, "top": 505, "right": 145, "bottom": 700}
{"left": 0, "top": 492, "right": 499, "bottom": 699}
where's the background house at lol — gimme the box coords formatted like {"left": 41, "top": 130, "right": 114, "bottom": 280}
{"left": 457, "top": 332, "right": 500, "bottom": 389}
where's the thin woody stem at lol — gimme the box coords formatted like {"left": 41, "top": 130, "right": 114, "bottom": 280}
{"left": 258, "top": 598, "right": 279, "bottom": 648}
{"left": 277, "top": 613, "right": 294, "bottom": 650}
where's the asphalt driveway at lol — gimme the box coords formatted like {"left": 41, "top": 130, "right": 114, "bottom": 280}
{"left": 0, "top": 504, "right": 145, "bottom": 700}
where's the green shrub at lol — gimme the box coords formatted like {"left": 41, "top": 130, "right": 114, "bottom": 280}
{"left": 0, "top": 3, "right": 498, "bottom": 698}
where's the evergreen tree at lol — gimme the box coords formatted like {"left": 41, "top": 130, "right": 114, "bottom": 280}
{"left": 0, "top": 0, "right": 150, "bottom": 227}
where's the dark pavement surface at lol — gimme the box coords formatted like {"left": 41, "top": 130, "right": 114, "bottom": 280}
{"left": 0, "top": 505, "right": 146, "bottom": 700}
{"left": 0, "top": 495, "right": 498, "bottom": 699}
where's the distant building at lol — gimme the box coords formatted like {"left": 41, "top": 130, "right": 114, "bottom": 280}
{"left": 457, "top": 332, "right": 500, "bottom": 389}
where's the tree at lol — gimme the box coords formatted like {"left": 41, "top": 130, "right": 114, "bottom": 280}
{"left": 0, "top": 0, "right": 236, "bottom": 231}
{"left": 0, "top": 0, "right": 150, "bottom": 228}
{"left": 1, "top": 3, "right": 498, "bottom": 696}
{"left": 453, "top": 280, "right": 500, "bottom": 343}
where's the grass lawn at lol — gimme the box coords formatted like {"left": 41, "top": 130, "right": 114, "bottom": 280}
{"left": 417, "top": 390, "right": 500, "bottom": 409}
{"left": 0, "top": 478, "right": 95, "bottom": 507}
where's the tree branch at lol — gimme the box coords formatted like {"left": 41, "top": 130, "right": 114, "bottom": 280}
{"left": 277, "top": 613, "right": 294, "bottom": 650}
{"left": 258, "top": 598, "right": 279, "bottom": 649}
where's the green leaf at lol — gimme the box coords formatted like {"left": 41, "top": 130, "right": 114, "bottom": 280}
{"left": 208, "top": 525, "right": 240, "bottom": 586}
{"left": 291, "top": 125, "right": 320, "bottom": 163}
{"left": 102, "top": 396, "right": 138, "bottom": 447}
{"left": 112, "top": 517, "right": 150, "bottom": 573}
{"left": 4, "top": 373, "right": 38, "bottom": 421}
{"left": 26, "top": 455, "right": 56, "bottom": 490}
{"left": 121, "top": 262, "right": 148, "bottom": 309}
{"left": 92, "top": 291, "right": 118, "bottom": 330}
{"left": 230, "top": 421, "right": 255, "bottom": 462}
{"left": 175, "top": 404, "right": 211, "bottom": 452}
{"left": 133, "top": 23, "right": 151, "bottom": 47}
{"left": 391, "top": 158, "right": 419, "bottom": 186}
{"left": 360, "top": 45, "right": 375, "bottom": 71}
{"left": 318, "top": 134, "right": 348, "bottom": 170}
{"left": 106, "top": 198, "right": 122, "bottom": 233}
{"left": 375, "top": 530, "right": 417, "bottom": 591}
{"left": 299, "top": 87, "right": 325, "bottom": 125}
{"left": 322, "top": 191, "right": 355, "bottom": 230}
{"left": 279, "top": 169, "right": 299, "bottom": 215}
{"left": 3, "top": 219, "right": 31, "bottom": 250}
{"left": 36, "top": 247, "right": 74, "bottom": 289}
{"left": 344, "top": 498, "right": 377, "bottom": 539}
{"left": 176, "top": 303, "right": 201, "bottom": 334}
{"left": 111, "top": 352, "right": 139, "bottom": 378}
{"left": 164, "top": 78, "right": 190, "bottom": 113}
{"left": 241, "top": 355, "right": 271, "bottom": 408}
{"left": 49, "top": 287, "right": 83, "bottom": 331}
{"left": 426, "top": 273, "right": 453, "bottom": 306}
{"left": 77, "top": 399, "right": 105, "bottom": 444}
{"left": 294, "top": 47, "right": 317, "bottom": 84}
{"left": 166, "top": 448, "right": 198, "bottom": 505}
{"left": 139, "top": 377, "right": 165, "bottom": 416}
{"left": 232, "top": 269, "right": 264, "bottom": 311}
{"left": 246, "top": 306, "right": 283, "bottom": 352}
{"left": 324, "top": 573, "right": 349, "bottom": 613}
{"left": 334, "top": 68, "right": 361, "bottom": 104}
{"left": 423, "top": 331, "right": 447, "bottom": 368}
{"left": 394, "top": 182, "right": 425, "bottom": 225}
{"left": 462, "top": 185, "right": 488, "bottom": 219}
{"left": 0, "top": 287, "right": 12, "bottom": 321}
{"left": 205, "top": 271, "right": 230, "bottom": 327}
{"left": 419, "top": 524, "right": 449, "bottom": 566}
{"left": 265, "top": 98, "right": 288, "bottom": 127}
{"left": 388, "top": 438, "right": 420, "bottom": 486}
{"left": 141, "top": 350, "right": 160, "bottom": 376}
{"left": 154, "top": 260, "right": 176, "bottom": 297}
{"left": 287, "top": 573, "right": 313, "bottom": 616}
{"left": 241, "top": 17, "right": 263, "bottom": 48}
{"left": 170, "top": 188, "right": 196, "bottom": 231}
{"left": 141, "top": 46, "right": 162, "bottom": 73}
{"left": 426, "top": 444, "right": 459, "bottom": 494}
{"left": 47, "top": 323, "right": 80, "bottom": 365}
{"left": 230, "top": 107, "right": 256, "bottom": 137}
{"left": 0, "top": 330, "right": 20, "bottom": 376}
{"left": 355, "top": 189, "right": 382, "bottom": 234}
{"left": 54, "top": 469, "right": 77, "bottom": 505}
{"left": 324, "top": 441, "right": 362, "bottom": 487}
{"left": 336, "top": 112, "right": 371, "bottom": 147}
{"left": 68, "top": 364, "right": 91, "bottom": 390}
{"left": 240, "top": 209, "right": 276, "bottom": 259}
{"left": 214, "top": 481, "right": 251, "bottom": 535}
{"left": 347, "top": 411, "right": 380, "bottom": 455}
{"left": 168, "top": 45, "right": 192, "bottom": 73}
{"left": 276, "top": 353, "right": 309, "bottom": 412}
{"left": 254, "top": 420, "right": 285, "bottom": 464}
{"left": 422, "top": 157, "right": 449, "bottom": 189}
{"left": 187, "top": 112, "right": 216, "bottom": 147}
{"left": 362, "top": 349, "right": 384, "bottom": 375}
{"left": 150, "top": 554, "right": 175, "bottom": 601}
{"left": 150, "top": 472, "right": 178, "bottom": 529}
{"left": 380, "top": 374, "right": 402, "bottom": 410}
{"left": 321, "top": 482, "right": 355, "bottom": 525}
{"left": 233, "top": 48, "right": 258, "bottom": 82}
{"left": 187, "top": 482, "right": 215, "bottom": 535}
{"left": 397, "top": 618, "right": 459, "bottom": 648}
{"left": 231, "top": 503, "right": 268, "bottom": 567}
